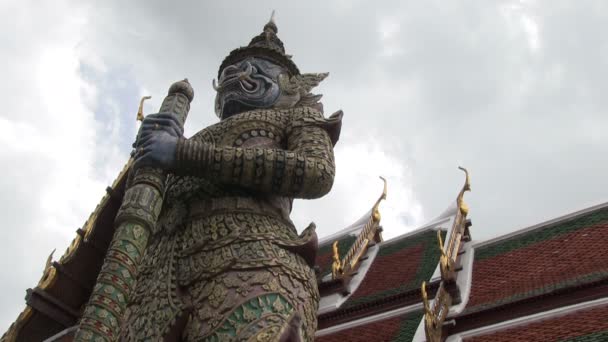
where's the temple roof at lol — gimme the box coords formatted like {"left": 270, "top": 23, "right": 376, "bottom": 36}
{"left": 315, "top": 171, "right": 472, "bottom": 338}
{"left": 340, "top": 229, "right": 443, "bottom": 309}
{"left": 460, "top": 303, "right": 608, "bottom": 341}
{"left": 316, "top": 171, "right": 608, "bottom": 342}
{"left": 466, "top": 204, "right": 608, "bottom": 314}
{"left": 317, "top": 310, "right": 423, "bottom": 342}
{"left": 446, "top": 201, "right": 608, "bottom": 340}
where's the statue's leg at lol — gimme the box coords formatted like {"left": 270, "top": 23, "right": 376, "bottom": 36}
{"left": 182, "top": 265, "right": 319, "bottom": 342}
{"left": 177, "top": 212, "right": 319, "bottom": 341}
{"left": 118, "top": 234, "right": 186, "bottom": 341}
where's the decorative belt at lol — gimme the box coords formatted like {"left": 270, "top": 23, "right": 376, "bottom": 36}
{"left": 187, "top": 196, "right": 293, "bottom": 225}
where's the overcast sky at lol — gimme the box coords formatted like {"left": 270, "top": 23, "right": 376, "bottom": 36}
{"left": 1, "top": 0, "right": 607, "bottom": 333}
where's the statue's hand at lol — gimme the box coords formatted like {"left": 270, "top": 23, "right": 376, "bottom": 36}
{"left": 133, "top": 113, "right": 184, "bottom": 171}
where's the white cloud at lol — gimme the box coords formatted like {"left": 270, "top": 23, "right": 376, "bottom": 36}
{"left": 0, "top": 0, "right": 126, "bottom": 331}
{"left": 501, "top": 1, "right": 541, "bottom": 53}
{"left": 292, "top": 138, "right": 423, "bottom": 240}
{"left": 521, "top": 15, "right": 540, "bottom": 51}
{"left": 378, "top": 15, "right": 405, "bottom": 58}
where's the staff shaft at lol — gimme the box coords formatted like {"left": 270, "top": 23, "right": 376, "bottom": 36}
{"left": 74, "top": 80, "right": 194, "bottom": 342}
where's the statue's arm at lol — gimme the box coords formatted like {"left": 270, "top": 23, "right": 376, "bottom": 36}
{"left": 175, "top": 110, "right": 336, "bottom": 199}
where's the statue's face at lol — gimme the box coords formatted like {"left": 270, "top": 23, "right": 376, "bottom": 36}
{"left": 214, "top": 57, "right": 286, "bottom": 119}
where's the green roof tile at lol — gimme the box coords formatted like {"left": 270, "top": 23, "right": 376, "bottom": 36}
{"left": 393, "top": 311, "right": 423, "bottom": 342}
{"left": 560, "top": 331, "right": 608, "bottom": 342}
{"left": 317, "top": 235, "right": 357, "bottom": 277}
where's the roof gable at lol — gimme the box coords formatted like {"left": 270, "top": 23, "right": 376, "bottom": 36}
{"left": 343, "top": 229, "right": 445, "bottom": 309}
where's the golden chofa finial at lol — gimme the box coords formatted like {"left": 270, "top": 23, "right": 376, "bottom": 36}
{"left": 38, "top": 249, "right": 57, "bottom": 289}
{"left": 457, "top": 167, "right": 471, "bottom": 216}
{"left": 458, "top": 166, "right": 471, "bottom": 192}
{"left": 136, "top": 96, "right": 152, "bottom": 121}
{"left": 372, "top": 176, "right": 388, "bottom": 222}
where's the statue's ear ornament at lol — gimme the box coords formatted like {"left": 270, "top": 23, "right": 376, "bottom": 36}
{"left": 278, "top": 72, "right": 329, "bottom": 106}
{"left": 298, "top": 73, "right": 329, "bottom": 92}
{"left": 295, "top": 73, "right": 329, "bottom": 108}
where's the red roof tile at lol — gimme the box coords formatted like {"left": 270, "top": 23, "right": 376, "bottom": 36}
{"left": 350, "top": 245, "right": 424, "bottom": 300}
{"left": 343, "top": 230, "right": 442, "bottom": 308}
{"left": 316, "top": 311, "right": 422, "bottom": 342}
{"left": 464, "top": 303, "right": 608, "bottom": 342}
{"left": 468, "top": 213, "right": 608, "bottom": 312}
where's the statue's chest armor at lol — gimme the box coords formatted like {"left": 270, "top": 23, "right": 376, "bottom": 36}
{"left": 192, "top": 109, "right": 291, "bottom": 148}
{"left": 164, "top": 109, "right": 291, "bottom": 205}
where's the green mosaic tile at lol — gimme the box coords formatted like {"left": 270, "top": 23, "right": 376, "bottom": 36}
{"left": 318, "top": 235, "right": 357, "bottom": 257}
{"left": 318, "top": 235, "right": 357, "bottom": 276}
{"left": 393, "top": 310, "right": 423, "bottom": 341}
{"left": 476, "top": 208, "right": 608, "bottom": 261}
{"left": 560, "top": 330, "right": 608, "bottom": 342}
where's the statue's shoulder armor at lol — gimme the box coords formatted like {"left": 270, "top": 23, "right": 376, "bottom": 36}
{"left": 190, "top": 108, "right": 291, "bottom": 148}
{"left": 189, "top": 107, "right": 342, "bottom": 147}
{"left": 287, "top": 106, "right": 344, "bottom": 146}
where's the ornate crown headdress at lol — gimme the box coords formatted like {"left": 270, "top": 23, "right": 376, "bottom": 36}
{"left": 218, "top": 11, "right": 300, "bottom": 78}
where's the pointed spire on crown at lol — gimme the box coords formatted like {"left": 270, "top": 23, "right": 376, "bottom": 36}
{"left": 218, "top": 11, "right": 300, "bottom": 78}
{"left": 263, "top": 10, "right": 278, "bottom": 34}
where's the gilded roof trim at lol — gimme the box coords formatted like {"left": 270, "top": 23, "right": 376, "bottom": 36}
{"left": 422, "top": 167, "right": 472, "bottom": 342}
{"left": 333, "top": 177, "right": 387, "bottom": 280}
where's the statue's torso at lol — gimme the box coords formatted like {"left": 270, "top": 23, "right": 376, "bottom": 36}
{"left": 123, "top": 108, "right": 320, "bottom": 341}
{"left": 159, "top": 108, "right": 296, "bottom": 233}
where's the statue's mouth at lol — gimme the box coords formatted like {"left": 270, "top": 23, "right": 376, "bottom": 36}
{"left": 220, "top": 100, "right": 257, "bottom": 118}
{"left": 214, "top": 59, "right": 282, "bottom": 119}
